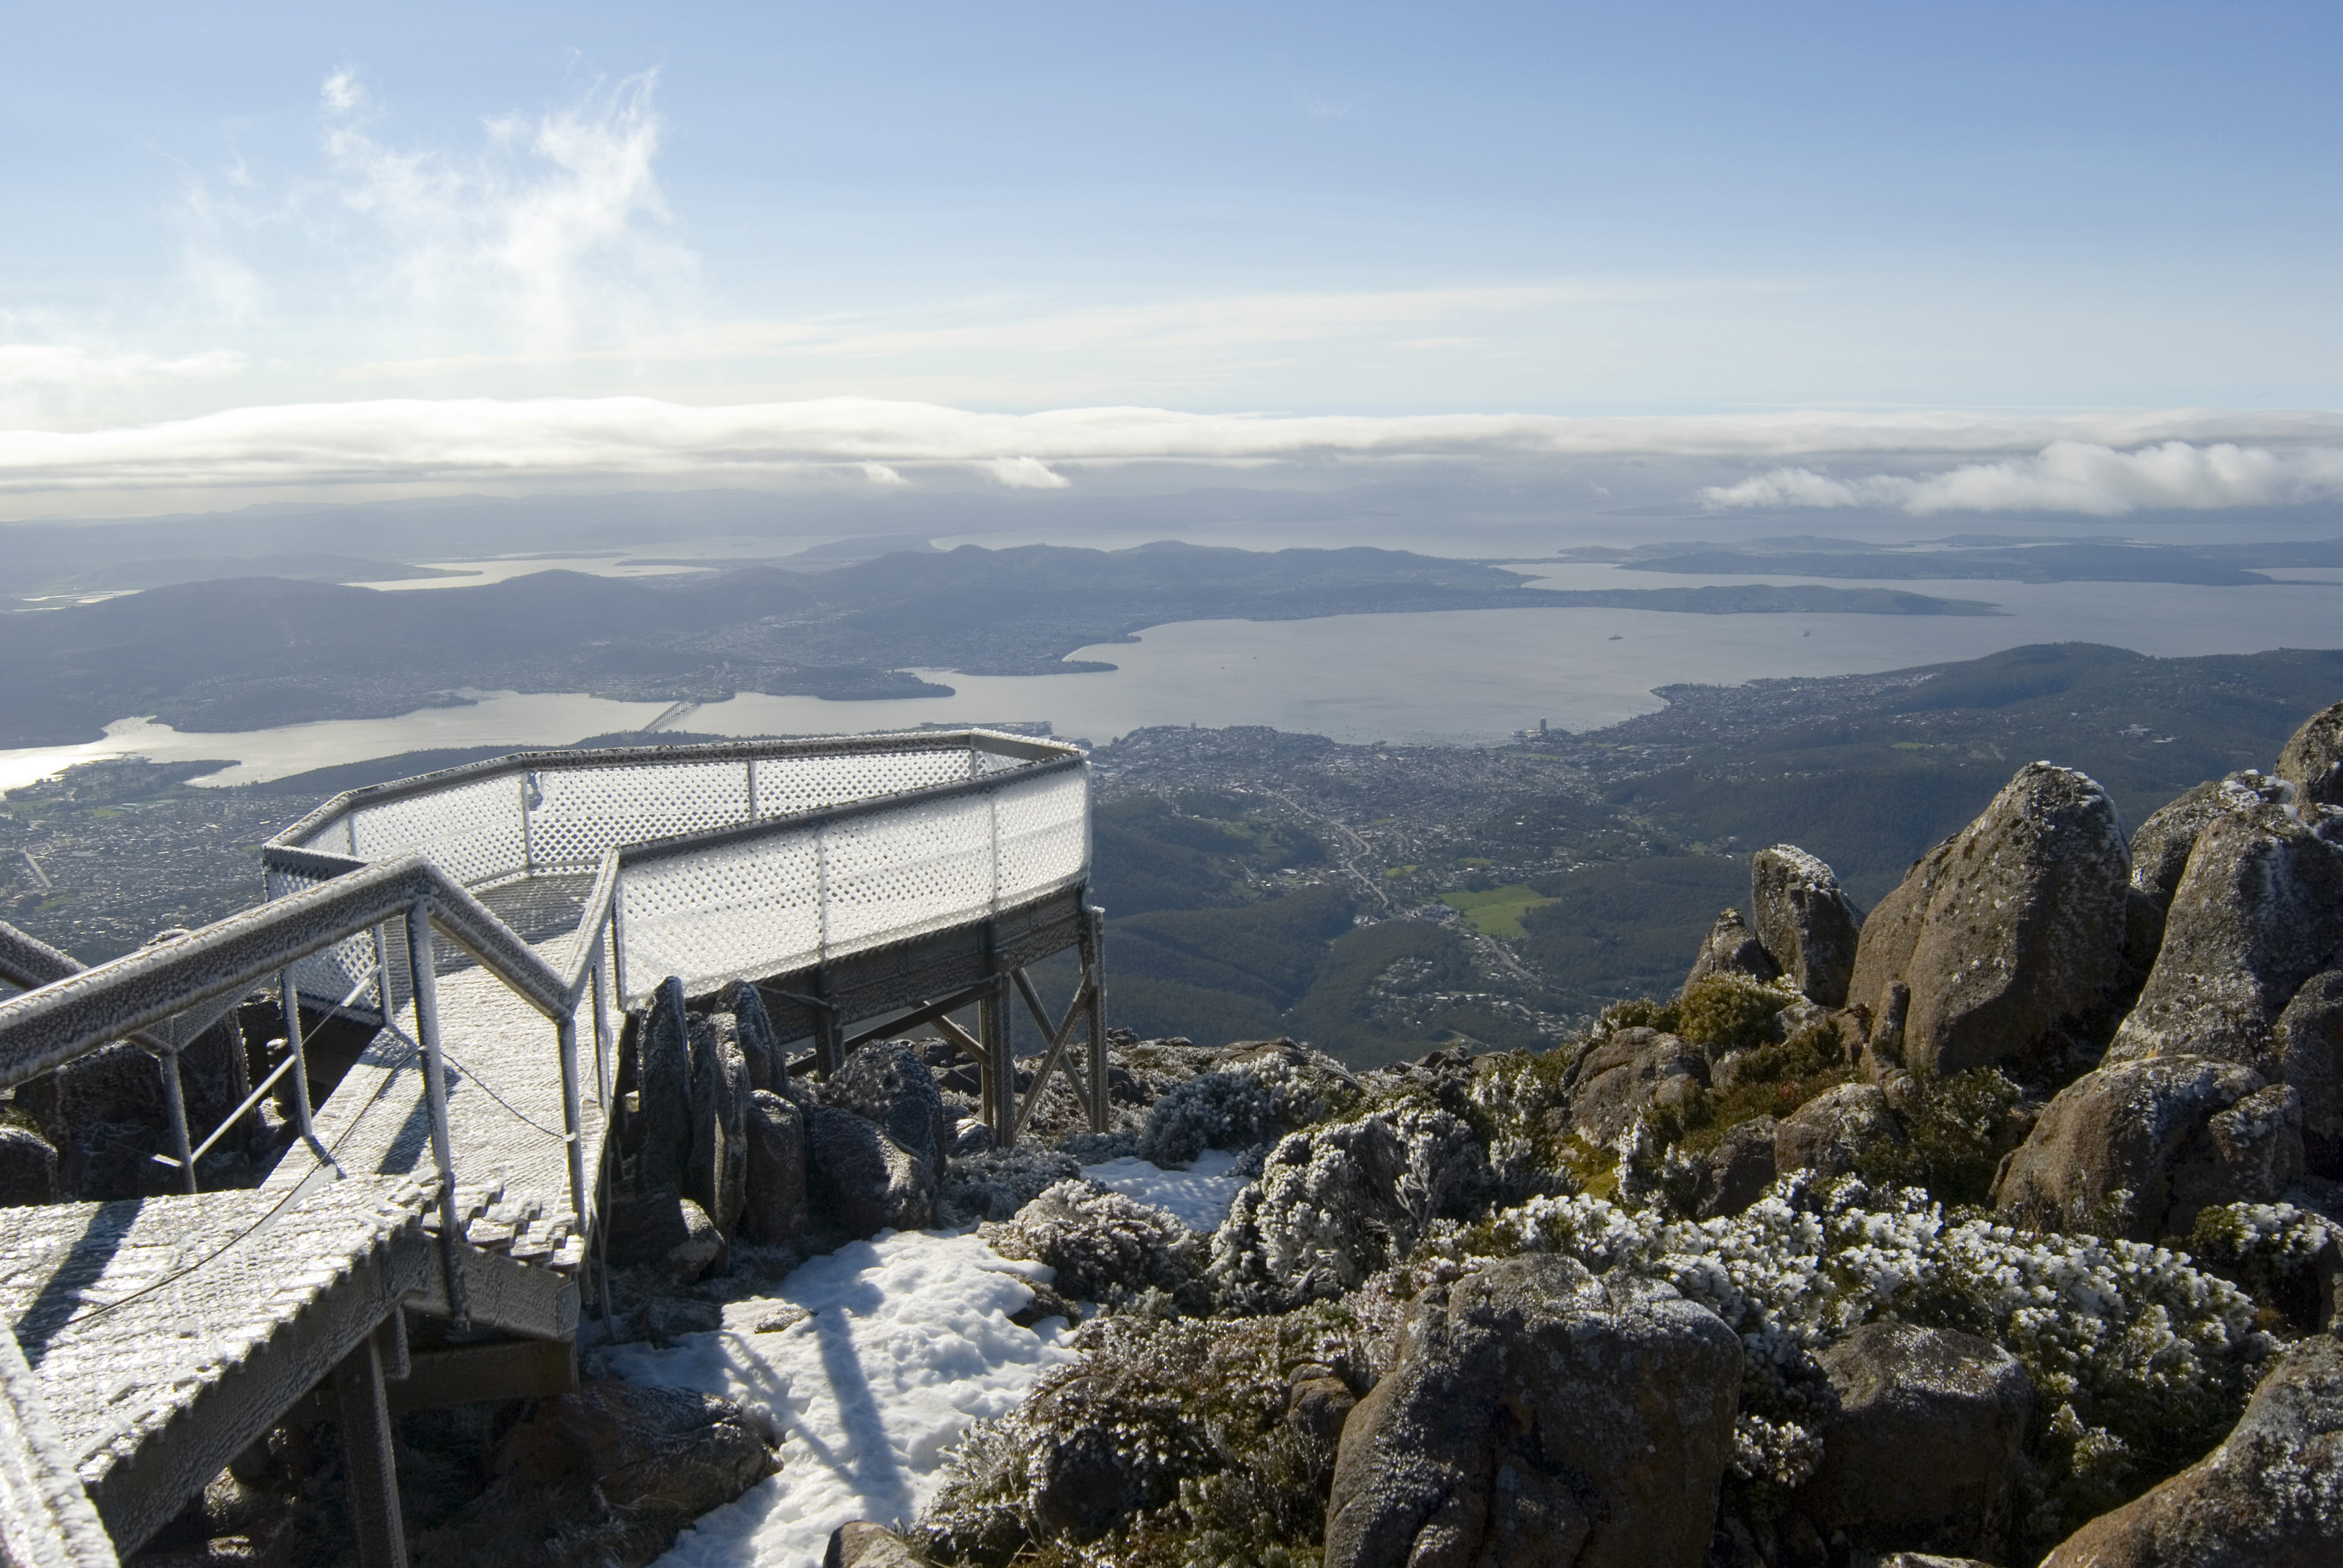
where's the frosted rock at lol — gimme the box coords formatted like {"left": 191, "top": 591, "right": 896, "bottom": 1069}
{"left": 740, "top": 1088, "right": 810, "bottom": 1244}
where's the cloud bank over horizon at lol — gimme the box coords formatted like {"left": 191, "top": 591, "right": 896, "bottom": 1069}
{"left": 5, "top": 396, "right": 2343, "bottom": 520}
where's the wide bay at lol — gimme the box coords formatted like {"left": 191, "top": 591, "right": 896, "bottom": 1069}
{"left": 1, "top": 567, "right": 2337, "bottom": 792}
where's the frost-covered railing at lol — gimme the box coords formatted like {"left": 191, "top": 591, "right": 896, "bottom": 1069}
{"left": 261, "top": 730, "right": 1089, "bottom": 1012}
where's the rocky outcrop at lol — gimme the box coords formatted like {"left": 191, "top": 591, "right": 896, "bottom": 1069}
{"left": 630, "top": 977, "right": 693, "bottom": 1196}
{"left": 1567, "top": 1028, "right": 1707, "bottom": 1146}
{"left": 826, "top": 1522, "right": 937, "bottom": 1568}
{"left": 0, "top": 1124, "right": 60, "bottom": 1206}
{"left": 982, "top": 1179, "right": 1207, "bottom": 1310}
{"left": 1323, "top": 1254, "right": 1740, "bottom": 1568}
{"left": 1992, "top": 1055, "right": 2303, "bottom": 1240}
{"left": 823, "top": 1042, "right": 948, "bottom": 1181}
{"left": 726, "top": 979, "right": 792, "bottom": 1097}
{"left": 2278, "top": 698, "right": 2343, "bottom": 809}
{"left": 605, "top": 1187, "right": 726, "bottom": 1282}
{"left": 1751, "top": 845, "right": 1863, "bottom": 1007}
{"left": 1694, "top": 1115, "right": 1778, "bottom": 1220}
{"left": 688, "top": 1015, "right": 750, "bottom": 1237}
{"left": 1210, "top": 1106, "right": 1496, "bottom": 1313}
{"left": 1775, "top": 1082, "right": 1904, "bottom": 1180}
{"left": 1686, "top": 908, "right": 1782, "bottom": 990}
{"left": 2039, "top": 1334, "right": 2343, "bottom": 1567}
{"left": 2276, "top": 970, "right": 2343, "bottom": 1176}
{"left": 808, "top": 1103, "right": 935, "bottom": 1236}
{"left": 1798, "top": 1322, "right": 2033, "bottom": 1561}
{"left": 740, "top": 1088, "right": 811, "bottom": 1244}
{"left": 2128, "top": 777, "right": 2276, "bottom": 914}
{"left": 2109, "top": 801, "right": 2343, "bottom": 1072}
{"left": 1847, "top": 763, "right": 2134, "bottom": 1080}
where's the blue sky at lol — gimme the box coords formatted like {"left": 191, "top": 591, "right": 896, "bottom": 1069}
{"left": 4, "top": 1, "right": 2343, "bottom": 517}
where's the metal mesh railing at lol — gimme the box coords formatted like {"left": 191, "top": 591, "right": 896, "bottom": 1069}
{"left": 263, "top": 731, "right": 1089, "bottom": 1012}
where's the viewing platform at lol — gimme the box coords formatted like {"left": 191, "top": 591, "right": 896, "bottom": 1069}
{"left": 0, "top": 729, "right": 1103, "bottom": 1564}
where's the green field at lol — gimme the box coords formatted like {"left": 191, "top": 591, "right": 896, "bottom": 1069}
{"left": 1441, "top": 884, "right": 1560, "bottom": 938}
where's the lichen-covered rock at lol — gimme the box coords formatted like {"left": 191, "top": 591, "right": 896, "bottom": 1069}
{"left": 1210, "top": 1106, "right": 1496, "bottom": 1313}
{"left": 1847, "top": 764, "right": 2134, "bottom": 1080}
{"left": 2039, "top": 1334, "right": 2343, "bottom": 1567}
{"left": 1993, "top": 1055, "right": 2304, "bottom": 1240}
{"left": 2129, "top": 777, "right": 2279, "bottom": 914}
{"left": 1686, "top": 907, "right": 1784, "bottom": 991}
{"left": 0, "top": 1124, "right": 59, "bottom": 1206}
{"left": 740, "top": 1088, "right": 810, "bottom": 1244}
{"left": 1751, "top": 845, "right": 1863, "bottom": 1007}
{"left": 1775, "top": 1083, "right": 1904, "bottom": 1180}
{"left": 980, "top": 1179, "right": 1208, "bottom": 1310}
{"left": 1798, "top": 1322, "right": 2033, "bottom": 1561}
{"left": 1136, "top": 1041, "right": 1359, "bottom": 1167}
{"left": 807, "top": 1103, "right": 934, "bottom": 1237}
{"left": 1568, "top": 1028, "right": 1707, "bottom": 1146}
{"left": 2276, "top": 970, "right": 2343, "bottom": 1177}
{"left": 2110, "top": 801, "right": 2343, "bottom": 1072}
{"left": 1323, "top": 1254, "right": 1741, "bottom": 1568}
{"left": 688, "top": 1015, "right": 750, "bottom": 1237}
{"left": 1694, "top": 1116, "right": 1778, "bottom": 1220}
{"left": 2278, "top": 698, "right": 2343, "bottom": 809}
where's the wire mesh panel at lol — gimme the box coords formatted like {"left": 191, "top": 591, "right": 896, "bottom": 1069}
{"left": 526, "top": 761, "right": 752, "bottom": 870}
{"left": 349, "top": 773, "right": 527, "bottom": 888}
{"left": 749, "top": 746, "right": 975, "bottom": 818}
{"left": 822, "top": 790, "right": 997, "bottom": 955}
{"left": 261, "top": 862, "right": 385, "bottom": 1018}
{"left": 993, "top": 768, "right": 1091, "bottom": 907}
{"left": 618, "top": 829, "right": 825, "bottom": 996}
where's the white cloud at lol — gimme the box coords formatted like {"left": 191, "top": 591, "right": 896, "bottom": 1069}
{"left": 310, "top": 69, "right": 693, "bottom": 352}
{"left": 984, "top": 456, "right": 1070, "bottom": 489}
{"left": 1702, "top": 438, "right": 2343, "bottom": 515}
{"left": 8, "top": 397, "right": 2343, "bottom": 502}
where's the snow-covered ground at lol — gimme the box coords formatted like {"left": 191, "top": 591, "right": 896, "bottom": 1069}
{"left": 608, "top": 1154, "right": 1244, "bottom": 1567}
{"left": 1076, "top": 1147, "right": 1245, "bottom": 1231}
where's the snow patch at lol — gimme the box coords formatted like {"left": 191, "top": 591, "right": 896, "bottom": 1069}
{"left": 1082, "top": 1146, "right": 1247, "bottom": 1231}
{"left": 608, "top": 1230, "right": 1079, "bottom": 1567}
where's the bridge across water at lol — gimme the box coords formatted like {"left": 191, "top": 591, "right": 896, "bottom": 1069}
{"left": 0, "top": 730, "right": 1102, "bottom": 1563}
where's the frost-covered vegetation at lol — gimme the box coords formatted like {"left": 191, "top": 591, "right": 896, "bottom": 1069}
{"left": 1412, "top": 1174, "right": 2274, "bottom": 1550}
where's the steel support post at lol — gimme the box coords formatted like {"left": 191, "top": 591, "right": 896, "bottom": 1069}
{"left": 404, "top": 902, "right": 469, "bottom": 1328}
{"left": 556, "top": 1013, "right": 587, "bottom": 1225}
{"left": 155, "top": 1047, "right": 198, "bottom": 1194}
{"left": 331, "top": 1329, "right": 406, "bottom": 1568}
{"left": 980, "top": 983, "right": 1014, "bottom": 1148}
{"left": 277, "top": 969, "right": 325, "bottom": 1162}
{"left": 589, "top": 938, "right": 614, "bottom": 1107}
{"left": 1083, "top": 904, "right": 1109, "bottom": 1135}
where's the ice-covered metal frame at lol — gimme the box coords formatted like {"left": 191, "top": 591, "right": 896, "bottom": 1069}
{"left": 259, "top": 729, "right": 1090, "bottom": 1015}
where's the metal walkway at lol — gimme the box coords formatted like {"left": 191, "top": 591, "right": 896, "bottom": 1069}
{"left": 0, "top": 729, "right": 1103, "bottom": 1562}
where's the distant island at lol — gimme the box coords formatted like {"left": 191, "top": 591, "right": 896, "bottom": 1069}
{"left": 0, "top": 540, "right": 1995, "bottom": 746}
